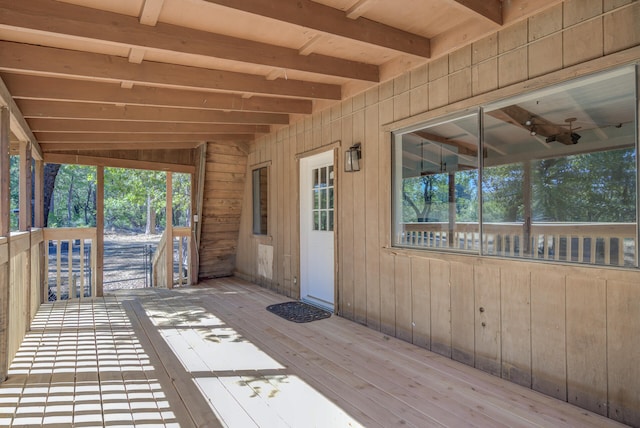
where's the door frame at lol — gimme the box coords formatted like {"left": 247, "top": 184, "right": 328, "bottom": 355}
{"left": 296, "top": 144, "right": 340, "bottom": 313}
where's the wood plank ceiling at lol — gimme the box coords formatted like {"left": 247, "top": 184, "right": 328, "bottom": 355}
{"left": 0, "top": 0, "right": 561, "bottom": 156}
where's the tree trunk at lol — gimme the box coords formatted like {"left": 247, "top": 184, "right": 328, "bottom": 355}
{"left": 43, "top": 163, "right": 61, "bottom": 227}
{"left": 67, "top": 178, "right": 74, "bottom": 226}
{"left": 84, "top": 182, "right": 93, "bottom": 225}
{"left": 145, "top": 193, "right": 156, "bottom": 235}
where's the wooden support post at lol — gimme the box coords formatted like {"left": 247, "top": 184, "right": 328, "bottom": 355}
{"left": 18, "top": 141, "right": 32, "bottom": 232}
{"left": 0, "top": 107, "right": 8, "bottom": 237}
{"left": 166, "top": 172, "right": 173, "bottom": 289}
{"left": 34, "top": 160, "right": 45, "bottom": 303}
{"left": 18, "top": 141, "right": 32, "bottom": 326}
{"left": 34, "top": 160, "right": 44, "bottom": 228}
{"left": 189, "top": 172, "right": 197, "bottom": 285}
{"left": 0, "top": 106, "right": 10, "bottom": 382}
{"left": 194, "top": 143, "right": 207, "bottom": 283}
{"left": 96, "top": 166, "right": 104, "bottom": 297}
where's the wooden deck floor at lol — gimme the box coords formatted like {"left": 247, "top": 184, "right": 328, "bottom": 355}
{"left": 0, "top": 277, "right": 627, "bottom": 427}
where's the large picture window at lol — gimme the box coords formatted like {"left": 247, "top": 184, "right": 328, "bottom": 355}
{"left": 393, "top": 66, "right": 638, "bottom": 268}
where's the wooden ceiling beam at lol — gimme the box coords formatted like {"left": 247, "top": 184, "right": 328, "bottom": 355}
{"left": 451, "top": 0, "right": 502, "bottom": 25}
{"left": 28, "top": 119, "right": 269, "bottom": 134}
{"left": 412, "top": 130, "right": 478, "bottom": 156}
{"left": 0, "top": 0, "right": 378, "bottom": 82}
{"left": 43, "top": 152, "right": 196, "bottom": 173}
{"left": 345, "top": 0, "right": 375, "bottom": 20}
{"left": 431, "top": 0, "right": 564, "bottom": 58}
{"left": 139, "top": 0, "right": 164, "bottom": 26}
{"left": 0, "top": 41, "right": 341, "bottom": 100}
{"left": 487, "top": 105, "right": 579, "bottom": 145}
{"left": 203, "top": 0, "right": 430, "bottom": 57}
{"left": 42, "top": 142, "right": 203, "bottom": 151}
{"left": 2, "top": 74, "right": 312, "bottom": 114}
{"left": 18, "top": 100, "right": 289, "bottom": 125}
{"left": 36, "top": 133, "right": 253, "bottom": 143}
{"left": 0, "top": 76, "right": 42, "bottom": 160}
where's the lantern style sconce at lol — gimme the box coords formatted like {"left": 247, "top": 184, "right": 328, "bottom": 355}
{"left": 344, "top": 143, "right": 362, "bottom": 172}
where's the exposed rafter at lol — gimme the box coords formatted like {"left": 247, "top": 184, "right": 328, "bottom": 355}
{"left": 36, "top": 133, "right": 254, "bottom": 143}
{"left": 0, "top": 76, "right": 42, "bottom": 160}
{"left": 452, "top": 0, "right": 502, "bottom": 25}
{"left": 2, "top": 74, "right": 312, "bottom": 114}
{"left": 0, "top": 42, "right": 342, "bottom": 100}
{"left": 0, "top": 0, "right": 378, "bottom": 82}
{"left": 27, "top": 119, "right": 269, "bottom": 134}
{"left": 139, "top": 0, "right": 164, "bottom": 26}
{"left": 18, "top": 100, "right": 290, "bottom": 125}
{"left": 203, "top": 0, "right": 431, "bottom": 57}
{"left": 412, "top": 130, "right": 478, "bottom": 156}
{"left": 0, "top": 0, "right": 566, "bottom": 158}
{"left": 42, "top": 142, "right": 202, "bottom": 151}
{"left": 345, "top": 0, "right": 375, "bottom": 19}
{"left": 488, "top": 105, "right": 581, "bottom": 145}
{"left": 43, "top": 152, "right": 197, "bottom": 173}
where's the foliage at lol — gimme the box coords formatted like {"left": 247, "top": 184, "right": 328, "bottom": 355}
{"left": 482, "top": 148, "right": 636, "bottom": 223}
{"left": 48, "top": 165, "right": 96, "bottom": 228}
{"left": 402, "top": 148, "right": 636, "bottom": 226}
{"left": 45, "top": 165, "right": 191, "bottom": 233}
{"left": 401, "top": 170, "right": 478, "bottom": 223}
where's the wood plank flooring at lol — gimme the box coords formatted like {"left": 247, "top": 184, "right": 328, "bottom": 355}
{"left": 0, "top": 277, "right": 628, "bottom": 427}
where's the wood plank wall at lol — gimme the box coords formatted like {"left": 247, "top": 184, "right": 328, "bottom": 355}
{"left": 233, "top": 1, "right": 640, "bottom": 425}
{"left": 198, "top": 141, "right": 248, "bottom": 278}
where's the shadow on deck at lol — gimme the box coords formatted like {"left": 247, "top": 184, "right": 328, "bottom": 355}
{"left": 0, "top": 277, "right": 626, "bottom": 427}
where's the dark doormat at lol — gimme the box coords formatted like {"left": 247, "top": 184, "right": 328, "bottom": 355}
{"left": 266, "top": 301, "right": 332, "bottom": 323}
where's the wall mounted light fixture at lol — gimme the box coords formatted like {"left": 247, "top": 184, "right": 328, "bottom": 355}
{"left": 344, "top": 143, "right": 361, "bottom": 172}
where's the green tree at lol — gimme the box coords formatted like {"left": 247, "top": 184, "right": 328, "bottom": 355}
{"left": 48, "top": 165, "right": 96, "bottom": 227}
{"left": 402, "top": 170, "right": 477, "bottom": 223}
{"left": 482, "top": 148, "right": 636, "bottom": 224}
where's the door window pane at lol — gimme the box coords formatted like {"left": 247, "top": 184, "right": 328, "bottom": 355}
{"left": 311, "top": 164, "right": 335, "bottom": 232}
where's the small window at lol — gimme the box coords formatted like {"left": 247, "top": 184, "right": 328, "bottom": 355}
{"left": 252, "top": 167, "right": 268, "bottom": 235}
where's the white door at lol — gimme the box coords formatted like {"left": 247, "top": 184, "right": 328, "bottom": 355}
{"left": 300, "top": 150, "right": 335, "bottom": 312}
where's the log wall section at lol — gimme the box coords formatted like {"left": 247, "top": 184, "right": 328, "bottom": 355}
{"left": 234, "top": 2, "right": 640, "bottom": 426}
{"left": 199, "top": 141, "right": 248, "bottom": 278}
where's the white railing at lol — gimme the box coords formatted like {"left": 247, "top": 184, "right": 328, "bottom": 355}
{"left": 43, "top": 228, "right": 97, "bottom": 301}
{"left": 399, "top": 222, "right": 637, "bottom": 267}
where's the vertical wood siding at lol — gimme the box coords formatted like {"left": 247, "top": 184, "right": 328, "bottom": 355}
{"left": 233, "top": 2, "right": 640, "bottom": 425}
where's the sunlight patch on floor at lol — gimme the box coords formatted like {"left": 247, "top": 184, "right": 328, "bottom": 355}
{"left": 0, "top": 299, "right": 181, "bottom": 427}
{"left": 195, "top": 375, "right": 363, "bottom": 428}
{"left": 143, "top": 294, "right": 362, "bottom": 428}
